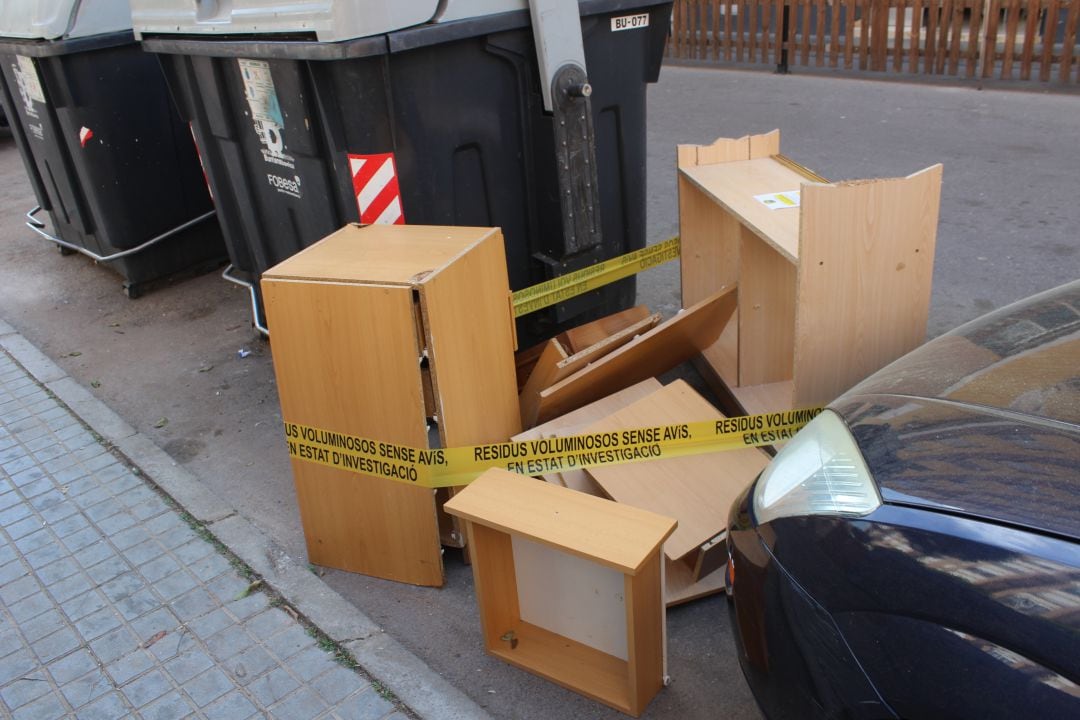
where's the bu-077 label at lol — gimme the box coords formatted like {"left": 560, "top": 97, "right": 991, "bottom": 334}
{"left": 611, "top": 13, "right": 650, "bottom": 31}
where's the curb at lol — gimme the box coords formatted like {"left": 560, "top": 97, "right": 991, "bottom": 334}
{"left": 0, "top": 318, "right": 492, "bottom": 720}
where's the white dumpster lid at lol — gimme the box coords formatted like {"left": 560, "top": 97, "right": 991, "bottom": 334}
{"left": 0, "top": 0, "right": 133, "bottom": 40}
{"left": 131, "top": 0, "right": 531, "bottom": 41}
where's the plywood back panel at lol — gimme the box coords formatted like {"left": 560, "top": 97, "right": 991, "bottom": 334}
{"left": 262, "top": 279, "right": 443, "bottom": 586}
{"left": 535, "top": 287, "right": 737, "bottom": 424}
{"left": 738, "top": 226, "right": 797, "bottom": 386}
{"left": 519, "top": 339, "right": 569, "bottom": 428}
{"left": 421, "top": 230, "right": 521, "bottom": 446}
{"left": 748, "top": 129, "right": 781, "bottom": 158}
{"left": 583, "top": 380, "right": 770, "bottom": 561}
{"left": 794, "top": 165, "right": 943, "bottom": 406}
{"left": 513, "top": 535, "right": 629, "bottom": 661}
{"left": 563, "top": 305, "right": 653, "bottom": 353}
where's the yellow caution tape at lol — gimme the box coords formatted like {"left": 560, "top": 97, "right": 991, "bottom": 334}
{"left": 511, "top": 237, "right": 681, "bottom": 317}
{"left": 284, "top": 407, "right": 823, "bottom": 488}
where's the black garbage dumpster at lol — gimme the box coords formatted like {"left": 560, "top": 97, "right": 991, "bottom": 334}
{"left": 134, "top": 0, "right": 672, "bottom": 341}
{"left": 0, "top": 3, "right": 224, "bottom": 298}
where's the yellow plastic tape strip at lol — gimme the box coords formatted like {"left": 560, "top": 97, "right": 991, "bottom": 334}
{"left": 511, "top": 237, "right": 681, "bottom": 317}
{"left": 284, "top": 407, "right": 823, "bottom": 489}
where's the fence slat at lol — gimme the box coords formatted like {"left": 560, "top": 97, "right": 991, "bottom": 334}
{"left": 846, "top": 0, "right": 858, "bottom": 67}
{"left": 1002, "top": 0, "right": 1020, "bottom": 77}
{"left": 776, "top": 0, "right": 786, "bottom": 65}
{"left": 1062, "top": 0, "right": 1080, "bottom": 81}
{"left": 982, "top": 0, "right": 1003, "bottom": 77}
{"left": 894, "top": 0, "right": 906, "bottom": 71}
{"left": 830, "top": 0, "right": 842, "bottom": 66}
{"left": 947, "top": 0, "right": 962, "bottom": 74}
{"left": 1022, "top": 0, "right": 1041, "bottom": 79}
{"left": 911, "top": 0, "right": 924, "bottom": 71}
{"left": 968, "top": 0, "right": 985, "bottom": 77}
{"left": 1042, "top": 0, "right": 1061, "bottom": 80}
{"left": 926, "top": 0, "right": 939, "bottom": 71}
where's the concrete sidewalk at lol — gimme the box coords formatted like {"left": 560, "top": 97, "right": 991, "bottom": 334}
{"left": 0, "top": 323, "right": 487, "bottom": 720}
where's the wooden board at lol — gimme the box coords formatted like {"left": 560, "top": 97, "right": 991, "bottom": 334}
{"left": 582, "top": 380, "right": 770, "bottom": 562}
{"left": 420, "top": 230, "right": 521, "bottom": 446}
{"left": 262, "top": 279, "right": 443, "bottom": 586}
{"left": 445, "top": 469, "right": 676, "bottom": 575}
{"left": 794, "top": 165, "right": 942, "bottom": 407}
{"left": 738, "top": 227, "right": 797, "bottom": 386}
{"left": 518, "top": 339, "right": 569, "bottom": 428}
{"left": 534, "top": 287, "right": 737, "bottom": 424}
{"left": 562, "top": 305, "right": 653, "bottom": 353}
{"left": 679, "top": 158, "right": 808, "bottom": 263}
{"left": 519, "top": 315, "right": 660, "bottom": 428}
{"left": 731, "top": 381, "right": 795, "bottom": 418}
{"left": 665, "top": 555, "right": 726, "bottom": 607}
{"left": 264, "top": 224, "right": 498, "bottom": 285}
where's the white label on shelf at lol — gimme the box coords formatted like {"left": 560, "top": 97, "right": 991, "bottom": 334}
{"left": 754, "top": 190, "right": 802, "bottom": 210}
{"left": 611, "top": 13, "right": 650, "bottom": 32}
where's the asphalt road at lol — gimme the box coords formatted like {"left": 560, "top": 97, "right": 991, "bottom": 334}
{"left": 0, "top": 65, "right": 1077, "bottom": 720}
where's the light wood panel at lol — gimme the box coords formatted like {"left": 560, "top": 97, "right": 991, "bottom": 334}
{"left": 445, "top": 470, "right": 676, "bottom": 575}
{"left": 519, "top": 315, "right": 660, "bottom": 428}
{"left": 448, "top": 468, "right": 673, "bottom": 716}
{"left": 421, "top": 230, "right": 520, "bottom": 446}
{"left": 268, "top": 224, "right": 498, "bottom": 285}
{"left": 680, "top": 159, "right": 806, "bottom": 262}
{"left": 794, "top": 165, "right": 942, "bottom": 406}
{"left": 583, "top": 380, "right": 769, "bottom": 562}
{"left": 563, "top": 305, "right": 653, "bottom": 353}
{"left": 518, "top": 340, "right": 570, "bottom": 428}
{"left": 262, "top": 279, "right": 442, "bottom": 586}
{"left": 535, "top": 286, "right": 737, "bottom": 424}
{"left": 738, "top": 228, "right": 797, "bottom": 386}
{"left": 665, "top": 554, "right": 725, "bottom": 606}
{"left": 677, "top": 132, "right": 941, "bottom": 416}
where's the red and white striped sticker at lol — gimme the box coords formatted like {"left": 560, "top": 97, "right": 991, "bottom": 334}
{"left": 348, "top": 152, "right": 404, "bottom": 225}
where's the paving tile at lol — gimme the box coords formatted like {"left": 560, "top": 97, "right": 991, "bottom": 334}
{"left": 187, "top": 608, "right": 233, "bottom": 641}
{"left": 35, "top": 556, "right": 79, "bottom": 586}
{"left": 0, "top": 649, "right": 37, "bottom": 686}
{"left": 24, "top": 541, "right": 66, "bottom": 571}
{"left": 114, "top": 587, "right": 160, "bottom": 622}
{"left": 48, "top": 512, "right": 90, "bottom": 540}
{"left": 264, "top": 623, "right": 312, "bottom": 661}
{"left": 21, "top": 608, "right": 67, "bottom": 644}
{"left": 0, "top": 500, "right": 33, "bottom": 526}
{"left": 94, "top": 510, "right": 137, "bottom": 536}
{"left": 10, "top": 688, "right": 68, "bottom": 720}
{"left": 205, "top": 625, "right": 255, "bottom": 662}
{"left": 0, "top": 573, "right": 42, "bottom": 606}
{"left": 76, "top": 690, "right": 131, "bottom": 720}
{"left": 4, "top": 514, "right": 44, "bottom": 541}
{"left": 311, "top": 665, "right": 370, "bottom": 706}
{"left": 169, "top": 587, "right": 217, "bottom": 623}
{"left": 242, "top": 608, "right": 294, "bottom": 640}
{"left": 173, "top": 538, "right": 216, "bottom": 566}
{"left": 288, "top": 646, "right": 339, "bottom": 683}
{"left": 46, "top": 648, "right": 97, "bottom": 685}
{"left": 331, "top": 688, "right": 396, "bottom": 720}
{"left": 142, "top": 689, "right": 196, "bottom": 720}
{"left": 7, "top": 591, "right": 53, "bottom": 623}
{"left": 0, "top": 670, "right": 52, "bottom": 710}
{"left": 153, "top": 569, "right": 200, "bottom": 602}
{"left": 130, "top": 608, "right": 179, "bottom": 647}
{"left": 269, "top": 686, "right": 328, "bottom": 720}
{"left": 203, "top": 689, "right": 259, "bottom": 720}
{"left": 89, "top": 626, "right": 139, "bottom": 665}
{"left": 87, "top": 557, "right": 133, "bottom": 587}
{"left": 58, "top": 668, "right": 112, "bottom": 710}
{"left": 224, "top": 592, "right": 268, "bottom": 622}
{"left": 138, "top": 554, "right": 181, "bottom": 584}
{"left": 74, "top": 606, "right": 124, "bottom": 642}
{"left": 247, "top": 667, "right": 301, "bottom": 707}
{"left": 105, "top": 649, "right": 154, "bottom": 686}
{"left": 60, "top": 527, "right": 101, "bottom": 556}
{"left": 120, "top": 668, "right": 171, "bottom": 709}
{"left": 120, "top": 537, "right": 163, "bottom": 567}
{"left": 60, "top": 589, "right": 108, "bottom": 624}
{"left": 185, "top": 667, "right": 234, "bottom": 708}
{"left": 72, "top": 540, "right": 113, "bottom": 570}
{"left": 32, "top": 625, "right": 81, "bottom": 664}
{"left": 0, "top": 558, "right": 29, "bottom": 585}
{"left": 164, "top": 649, "right": 214, "bottom": 685}
{"left": 13, "top": 528, "right": 53, "bottom": 554}
{"left": 225, "top": 645, "right": 277, "bottom": 686}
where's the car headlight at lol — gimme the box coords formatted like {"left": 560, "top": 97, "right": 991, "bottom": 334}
{"left": 752, "top": 410, "right": 881, "bottom": 525}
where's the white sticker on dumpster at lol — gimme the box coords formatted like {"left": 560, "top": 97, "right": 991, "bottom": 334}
{"left": 611, "top": 13, "right": 650, "bottom": 31}
{"left": 238, "top": 59, "right": 296, "bottom": 172}
{"left": 12, "top": 56, "right": 45, "bottom": 119}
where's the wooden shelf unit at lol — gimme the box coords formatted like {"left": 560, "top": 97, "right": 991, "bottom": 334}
{"left": 445, "top": 469, "right": 676, "bottom": 717}
{"left": 678, "top": 130, "right": 942, "bottom": 415}
{"left": 262, "top": 224, "right": 521, "bottom": 587}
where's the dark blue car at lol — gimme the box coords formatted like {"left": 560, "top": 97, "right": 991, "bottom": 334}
{"left": 726, "top": 279, "right": 1080, "bottom": 719}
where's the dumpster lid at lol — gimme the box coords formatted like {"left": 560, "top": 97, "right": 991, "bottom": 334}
{"left": 131, "top": 0, "right": 441, "bottom": 42}
{"left": 0, "top": 0, "right": 132, "bottom": 40}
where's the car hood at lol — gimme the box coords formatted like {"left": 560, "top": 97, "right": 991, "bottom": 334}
{"left": 833, "top": 280, "right": 1080, "bottom": 540}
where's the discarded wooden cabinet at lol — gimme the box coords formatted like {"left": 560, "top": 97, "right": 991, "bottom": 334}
{"left": 262, "top": 224, "right": 520, "bottom": 587}
{"left": 445, "top": 469, "right": 675, "bottom": 716}
{"left": 678, "top": 130, "right": 942, "bottom": 415}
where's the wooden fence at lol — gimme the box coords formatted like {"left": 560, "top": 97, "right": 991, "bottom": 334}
{"left": 667, "top": 0, "right": 1080, "bottom": 83}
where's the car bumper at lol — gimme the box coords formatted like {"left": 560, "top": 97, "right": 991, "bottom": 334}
{"left": 725, "top": 484, "right": 896, "bottom": 720}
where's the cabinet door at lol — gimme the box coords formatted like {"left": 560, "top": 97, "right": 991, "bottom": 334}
{"left": 264, "top": 278, "right": 443, "bottom": 587}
